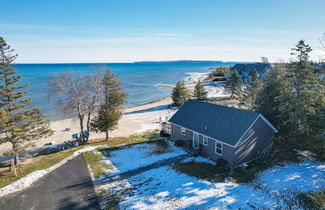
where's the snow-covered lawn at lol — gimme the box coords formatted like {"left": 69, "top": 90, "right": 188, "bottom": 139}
{"left": 99, "top": 160, "right": 325, "bottom": 209}
{"left": 101, "top": 141, "right": 187, "bottom": 176}
{"left": 93, "top": 142, "right": 325, "bottom": 209}
{"left": 259, "top": 161, "right": 325, "bottom": 192}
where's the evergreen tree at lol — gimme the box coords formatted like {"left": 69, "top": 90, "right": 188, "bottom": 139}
{"left": 0, "top": 109, "right": 9, "bottom": 134}
{"left": 171, "top": 81, "right": 191, "bottom": 106}
{"left": 91, "top": 69, "right": 127, "bottom": 141}
{"left": 255, "top": 66, "right": 288, "bottom": 129}
{"left": 193, "top": 81, "right": 208, "bottom": 101}
{"left": 243, "top": 69, "right": 261, "bottom": 110}
{"left": 278, "top": 40, "right": 324, "bottom": 139}
{"left": 255, "top": 40, "right": 324, "bottom": 142}
{"left": 225, "top": 70, "right": 242, "bottom": 98}
{"left": 0, "top": 37, "right": 52, "bottom": 164}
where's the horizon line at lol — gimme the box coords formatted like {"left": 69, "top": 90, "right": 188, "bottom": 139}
{"left": 14, "top": 60, "right": 246, "bottom": 65}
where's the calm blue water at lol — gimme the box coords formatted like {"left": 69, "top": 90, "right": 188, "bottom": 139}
{"left": 15, "top": 61, "right": 235, "bottom": 120}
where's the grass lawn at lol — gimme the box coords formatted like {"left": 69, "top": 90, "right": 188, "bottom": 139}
{"left": 83, "top": 151, "right": 113, "bottom": 179}
{"left": 0, "top": 130, "right": 159, "bottom": 189}
{"left": 297, "top": 191, "right": 325, "bottom": 209}
{"left": 0, "top": 146, "right": 84, "bottom": 188}
{"left": 171, "top": 137, "right": 304, "bottom": 185}
{"left": 96, "top": 187, "right": 134, "bottom": 210}
{"left": 172, "top": 160, "right": 229, "bottom": 182}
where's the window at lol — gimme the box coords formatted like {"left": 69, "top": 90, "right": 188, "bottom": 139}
{"left": 215, "top": 141, "right": 222, "bottom": 155}
{"left": 181, "top": 127, "right": 186, "bottom": 135}
{"left": 203, "top": 136, "right": 208, "bottom": 146}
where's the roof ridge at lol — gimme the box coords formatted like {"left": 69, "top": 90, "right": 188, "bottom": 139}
{"left": 188, "top": 99, "right": 260, "bottom": 115}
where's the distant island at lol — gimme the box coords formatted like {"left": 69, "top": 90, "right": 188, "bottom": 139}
{"left": 134, "top": 60, "right": 224, "bottom": 64}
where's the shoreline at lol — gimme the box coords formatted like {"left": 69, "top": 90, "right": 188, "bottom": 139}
{"left": 0, "top": 70, "right": 221, "bottom": 155}
{"left": 49, "top": 71, "right": 211, "bottom": 122}
{"left": 126, "top": 96, "right": 171, "bottom": 109}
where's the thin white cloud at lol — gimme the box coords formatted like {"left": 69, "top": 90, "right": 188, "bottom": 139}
{"left": 153, "top": 33, "right": 191, "bottom": 37}
{"left": 2, "top": 23, "right": 323, "bottom": 63}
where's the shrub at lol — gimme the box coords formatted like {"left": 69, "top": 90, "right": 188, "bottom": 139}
{"left": 216, "top": 158, "right": 229, "bottom": 167}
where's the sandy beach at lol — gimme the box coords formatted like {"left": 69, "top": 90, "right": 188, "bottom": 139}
{"left": 0, "top": 72, "right": 228, "bottom": 154}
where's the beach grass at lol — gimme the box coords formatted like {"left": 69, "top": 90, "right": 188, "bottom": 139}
{"left": 0, "top": 130, "right": 159, "bottom": 189}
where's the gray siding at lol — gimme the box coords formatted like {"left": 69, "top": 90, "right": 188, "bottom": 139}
{"left": 171, "top": 123, "right": 235, "bottom": 166}
{"left": 171, "top": 124, "right": 192, "bottom": 141}
{"left": 233, "top": 117, "right": 274, "bottom": 167}
{"left": 171, "top": 118, "right": 275, "bottom": 168}
{"left": 199, "top": 136, "right": 235, "bottom": 166}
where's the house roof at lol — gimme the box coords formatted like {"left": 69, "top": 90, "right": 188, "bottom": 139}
{"left": 231, "top": 63, "right": 272, "bottom": 76}
{"left": 169, "top": 100, "right": 276, "bottom": 146}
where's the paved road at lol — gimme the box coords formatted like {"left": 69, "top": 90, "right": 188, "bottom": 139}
{"left": 0, "top": 155, "right": 100, "bottom": 210}
{"left": 94, "top": 154, "right": 190, "bottom": 185}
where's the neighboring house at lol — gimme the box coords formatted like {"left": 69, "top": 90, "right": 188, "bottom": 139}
{"left": 168, "top": 100, "right": 278, "bottom": 168}
{"left": 228, "top": 63, "right": 272, "bottom": 82}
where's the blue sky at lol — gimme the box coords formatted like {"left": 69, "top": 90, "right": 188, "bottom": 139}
{"left": 1, "top": 0, "right": 324, "bottom": 63}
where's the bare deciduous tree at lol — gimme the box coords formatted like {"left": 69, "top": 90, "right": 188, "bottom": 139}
{"left": 320, "top": 33, "right": 325, "bottom": 51}
{"left": 48, "top": 70, "right": 103, "bottom": 142}
{"left": 261, "top": 57, "right": 269, "bottom": 63}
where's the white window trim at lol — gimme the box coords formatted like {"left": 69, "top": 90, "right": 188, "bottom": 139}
{"left": 215, "top": 140, "right": 222, "bottom": 155}
{"left": 180, "top": 127, "right": 186, "bottom": 136}
{"left": 203, "top": 136, "right": 208, "bottom": 146}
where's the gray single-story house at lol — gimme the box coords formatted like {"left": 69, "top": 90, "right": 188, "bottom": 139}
{"left": 228, "top": 63, "right": 272, "bottom": 82}
{"left": 168, "top": 100, "right": 278, "bottom": 168}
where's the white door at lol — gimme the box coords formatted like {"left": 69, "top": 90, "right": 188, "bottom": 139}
{"left": 192, "top": 132, "right": 199, "bottom": 148}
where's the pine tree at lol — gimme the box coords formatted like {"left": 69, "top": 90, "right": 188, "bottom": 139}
{"left": 193, "top": 81, "right": 208, "bottom": 101}
{"left": 225, "top": 70, "right": 242, "bottom": 98}
{"left": 243, "top": 69, "right": 260, "bottom": 110}
{"left": 91, "top": 69, "right": 127, "bottom": 141}
{"left": 0, "top": 37, "right": 52, "bottom": 165}
{"left": 0, "top": 109, "right": 9, "bottom": 134}
{"left": 278, "top": 40, "right": 324, "bottom": 140}
{"left": 171, "top": 81, "right": 191, "bottom": 106}
{"left": 255, "top": 66, "right": 288, "bottom": 129}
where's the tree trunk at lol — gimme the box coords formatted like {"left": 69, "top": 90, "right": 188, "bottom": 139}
{"left": 86, "top": 111, "right": 91, "bottom": 142}
{"left": 11, "top": 159, "right": 17, "bottom": 177}
{"left": 14, "top": 154, "right": 19, "bottom": 165}
{"left": 78, "top": 114, "right": 85, "bottom": 144}
{"left": 105, "top": 130, "right": 109, "bottom": 141}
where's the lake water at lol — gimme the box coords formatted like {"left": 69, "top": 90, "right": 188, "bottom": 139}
{"left": 15, "top": 61, "right": 235, "bottom": 120}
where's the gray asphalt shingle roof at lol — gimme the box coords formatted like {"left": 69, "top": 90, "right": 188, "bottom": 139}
{"left": 231, "top": 63, "right": 272, "bottom": 76}
{"left": 169, "top": 100, "right": 261, "bottom": 146}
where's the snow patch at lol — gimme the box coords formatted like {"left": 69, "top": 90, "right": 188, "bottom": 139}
{"left": 73, "top": 146, "right": 98, "bottom": 157}
{"left": 294, "top": 149, "right": 316, "bottom": 160}
{"left": 135, "top": 123, "right": 160, "bottom": 134}
{"left": 107, "top": 166, "right": 279, "bottom": 209}
{"left": 186, "top": 72, "right": 210, "bottom": 83}
{"left": 183, "top": 156, "right": 217, "bottom": 165}
{"left": 258, "top": 161, "right": 325, "bottom": 192}
{"left": 101, "top": 141, "right": 186, "bottom": 176}
{"left": 95, "top": 144, "right": 325, "bottom": 209}
{"left": 0, "top": 170, "right": 48, "bottom": 197}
